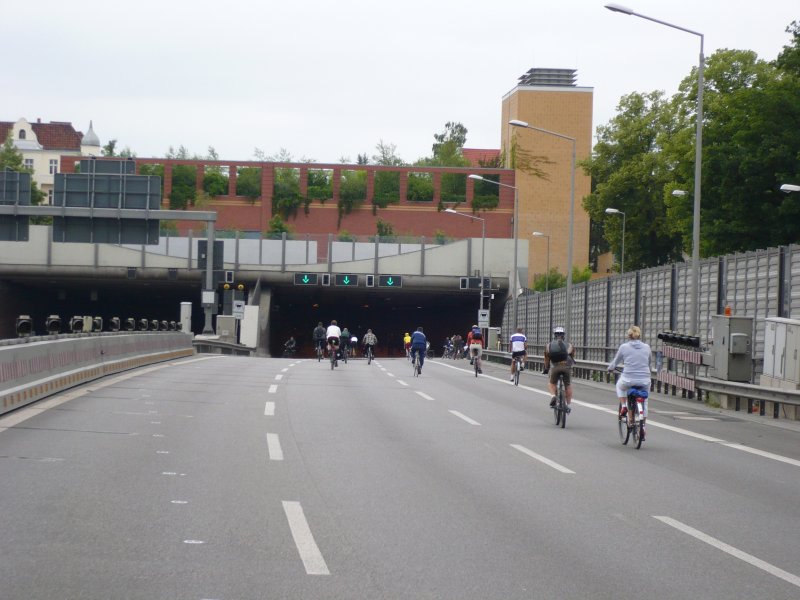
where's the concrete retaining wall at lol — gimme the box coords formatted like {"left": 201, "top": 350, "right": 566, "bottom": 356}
{"left": 1, "top": 332, "right": 194, "bottom": 416}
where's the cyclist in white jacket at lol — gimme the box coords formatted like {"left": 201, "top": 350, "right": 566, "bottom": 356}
{"left": 607, "top": 325, "right": 652, "bottom": 426}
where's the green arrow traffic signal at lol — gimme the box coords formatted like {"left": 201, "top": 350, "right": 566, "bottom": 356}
{"left": 386, "top": 277, "right": 394, "bottom": 286}
{"left": 302, "top": 274, "right": 310, "bottom": 283}
{"left": 343, "top": 276, "right": 350, "bottom": 285}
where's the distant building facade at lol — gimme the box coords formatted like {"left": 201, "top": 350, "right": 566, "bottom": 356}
{"left": 502, "top": 68, "right": 593, "bottom": 286}
{"left": 0, "top": 118, "right": 101, "bottom": 204}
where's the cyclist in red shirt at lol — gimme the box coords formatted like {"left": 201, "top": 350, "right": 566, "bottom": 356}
{"left": 466, "top": 324, "right": 484, "bottom": 374}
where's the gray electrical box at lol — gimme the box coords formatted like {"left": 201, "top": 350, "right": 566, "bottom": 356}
{"left": 710, "top": 315, "right": 753, "bottom": 382}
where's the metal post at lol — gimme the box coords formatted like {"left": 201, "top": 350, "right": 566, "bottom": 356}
{"left": 203, "top": 221, "right": 215, "bottom": 334}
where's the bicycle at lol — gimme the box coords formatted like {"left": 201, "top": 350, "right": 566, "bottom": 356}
{"left": 316, "top": 342, "right": 324, "bottom": 362}
{"left": 412, "top": 349, "right": 421, "bottom": 377}
{"left": 619, "top": 385, "right": 647, "bottom": 449}
{"left": 553, "top": 374, "right": 568, "bottom": 428}
{"left": 472, "top": 348, "right": 482, "bottom": 377}
{"left": 365, "top": 345, "right": 374, "bottom": 365}
{"left": 512, "top": 355, "right": 524, "bottom": 386}
{"left": 330, "top": 345, "right": 338, "bottom": 370}
{"left": 342, "top": 344, "right": 348, "bottom": 364}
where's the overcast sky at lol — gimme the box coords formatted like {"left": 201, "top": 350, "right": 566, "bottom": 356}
{"left": 4, "top": 0, "right": 797, "bottom": 164}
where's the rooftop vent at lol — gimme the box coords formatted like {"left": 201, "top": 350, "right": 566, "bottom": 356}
{"left": 518, "top": 68, "right": 577, "bottom": 87}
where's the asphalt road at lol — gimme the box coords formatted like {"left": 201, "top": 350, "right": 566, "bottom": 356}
{"left": 1, "top": 354, "right": 799, "bottom": 600}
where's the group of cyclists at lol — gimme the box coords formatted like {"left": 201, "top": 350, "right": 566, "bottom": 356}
{"left": 310, "top": 321, "right": 378, "bottom": 363}
{"left": 304, "top": 319, "right": 652, "bottom": 435}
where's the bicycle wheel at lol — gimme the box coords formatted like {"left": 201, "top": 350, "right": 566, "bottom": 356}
{"left": 560, "top": 399, "right": 567, "bottom": 429}
{"left": 514, "top": 365, "right": 520, "bottom": 386}
{"left": 620, "top": 399, "right": 632, "bottom": 445}
{"left": 367, "top": 348, "right": 372, "bottom": 365}
{"left": 474, "top": 356, "right": 479, "bottom": 377}
{"left": 553, "top": 377, "right": 564, "bottom": 427}
{"left": 330, "top": 350, "right": 336, "bottom": 370}
{"left": 633, "top": 403, "right": 644, "bottom": 449}
{"left": 343, "top": 347, "right": 348, "bottom": 364}
{"left": 317, "top": 347, "right": 322, "bottom": 362}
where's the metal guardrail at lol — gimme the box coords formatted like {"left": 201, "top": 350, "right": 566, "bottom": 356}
{"left": 483, "top": 350, "right": 800, "bottom": 421}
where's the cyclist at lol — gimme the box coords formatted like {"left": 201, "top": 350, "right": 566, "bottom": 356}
{"left": 350, "top": 333, "right": 358, "bottom": 357}
{"left": 363, "top": 329, "right": 377, "bottom": 357}
{"left": 466, "top": 324, "right": 484, "bottom": 374}
{"left": 326, "top": 320, "right": 342, "bottom": 362}
{"left": 283, "top": 335, "right": 296, "bottom": 358}
{"left": 452, "top": 333, "right": 464, "bottom": 359}
{"left": 607, "top": 325, "right": 652, "bottom": 438}
{"left": 312, "top": 321, "right": 327, "bottom": 356}
{"left": 509, "top": 327, "right": 527, "bottom": 381}
{"left": 543, "top": 326, "right": 575, "bottom": 411}
{"left": 403, "top": 332, "right": 411, "bottom": 358}
{"left": 341, "top": 326, "right": 352, "bottom": 358}
{"left": 443, "top": 336, "right": 453, "bottom": 359}
{"left": 410, "top": 327, "right": 427, "bottom": 373}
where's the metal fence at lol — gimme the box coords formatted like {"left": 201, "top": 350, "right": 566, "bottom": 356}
{"left": 502, "top": 244, "right": 800, "bottom": 370}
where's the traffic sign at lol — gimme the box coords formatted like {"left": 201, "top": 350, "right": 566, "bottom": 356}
{"left": 233, "top": 300, "right": 246, "bottom": 320}
{"left": 334, "top": 274, "right": 359, "bottom": 287}
{"left": 378, "top": 275, "right": 402, "bottom": 288}
{"left": 478, "top": 309, "right": 490, "bottom": 328}
{"left": 293, "top": 273, "right": 319, "bottom": 285}
{"left": 460, "top": 277, "right": 490, "bottom": 290}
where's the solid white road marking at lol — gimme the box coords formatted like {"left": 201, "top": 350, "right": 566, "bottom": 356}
{"left": 654, "top": 516, "right": 800, "bottom": 588}
{"left": 510, "top": 444, "right": 575, "bottom": 474}
{"left": 282, "top": 501, "right": 330, "bottom": 575}
{"left": 720, "top": 443, "right": 800, "bottom": 468}
{"left": 674, "top": 416, "right": 719, "bottom": 421}
{"left": 268, "top": 385, "right": 278, "bottom": 394}
{"left": 266, "top": 433, "right": 284, "bottom": 461}
{"left": 449, "top": 410, "right": 481, "bottom": 426}
{"left": 416, "top": 392, "right": 434, "bottom": 401}
{"left": 264, "top": 401, "right": 275, "bottom": 416}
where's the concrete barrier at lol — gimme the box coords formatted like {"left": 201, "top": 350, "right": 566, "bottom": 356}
{"left": 1, "top": 332, "right": 194, "bottom": 416}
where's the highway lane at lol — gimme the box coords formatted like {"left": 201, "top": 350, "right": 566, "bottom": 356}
{"left": 0, "top": 354, "right": 798, "bottom": 599}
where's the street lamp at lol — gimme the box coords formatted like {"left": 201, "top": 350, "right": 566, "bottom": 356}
{"left": 468, "top": 174, "right": 520, "bottom": 331}
{"left": 445, "top": 207, "right": 486, "bottom": 319}
{"left": 532, "top": 232, "right": 550, "bottom": 292}
{"left": 780, "top": 184, "right": 800, "bottom": 193}
{"left": 606, "top": 2, "right": 704, "bottom": 336}
{"left": 605, "top": 207, "right": 626, "bottom": 274}
{"left": 509, "top": 119, "right": 576, "bottom": 338}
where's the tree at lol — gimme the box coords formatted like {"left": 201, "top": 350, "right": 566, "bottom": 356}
{"left": 102, "top": 139, "right": 118, "bottom": 157}
{"left": 582, "top": 90, "right": 684, "bottom": 269}
{"left": 665, "top": 47, "right": 800, "bottom": 256}
{"left": 0, "top": 134, "right": 45, "bottom": 205}
{"left": 432, "top": 122, "right": 467, "bottom": 158}
{"left": 372, "top": 140, "right": 406, "bottom": 167}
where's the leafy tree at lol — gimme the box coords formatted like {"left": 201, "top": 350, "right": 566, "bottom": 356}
{"left": 236, "top": 167, "right": 261, "bottom": 202}
{"left": 665, "top": 47, "right": 800, "bottom": 255}
{"left": 582, "top": 90, "right": 684, "bottom": 269}
{"left": 266, "top": 215, "right": 291, "bottom": 236}
{"left": 432, "top": 122, "right": 467, "bottom": 158}
{"left": 168, "top": 164, "right": 196, "bottom": 209}
{"left": 532, "top": 268, "right": 566, "bottom": 292}
{"left": 376, "top": 218, "right": 394, "bottom": 239}
{"left": 338, "top": 169, "right": 367, "bottom": 226}
{"left": 203, "top": 170, "right": 228, "bottom": 197}
{"left": 102, "top": 139, "right": 118, "bottom": 157}
{"left": 0, "top": 134, "right": 45, "bottom": 205}
{"left": 372, "top": 140, "right": 406, "bottom": 167}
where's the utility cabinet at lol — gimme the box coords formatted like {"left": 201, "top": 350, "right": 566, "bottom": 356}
{"left": 761, "top": 317, "right": 800, "bottom": 390}
{"left": 710, "top": 315, "right": 753, "bottom": 382}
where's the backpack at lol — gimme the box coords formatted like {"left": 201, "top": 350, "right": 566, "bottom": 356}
{"left": 548, "top": 339, "right": 568, "bottom": 362}
{"left": 471, "top": 327, "right": 482, "bottom": 340}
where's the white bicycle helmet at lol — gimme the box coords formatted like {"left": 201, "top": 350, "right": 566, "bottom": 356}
{"left": 553, "top": 326, "right": 565, "bottom": 335}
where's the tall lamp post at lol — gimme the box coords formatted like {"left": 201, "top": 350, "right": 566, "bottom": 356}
{"left": 606, "top": 2, "right": 704, "bottom": 336}
{"left": 468, "top": 174, "right": 520, "bottom": 331}
{"left": 532, "top": 232, "right": 550, "bottom": 292}
{"left": 509, "top": 119, "right": 576, "bottom": 338}
{"left": 445, "top": 208, "right": 487, "bottom": 320}
{"left": 604, "top": 207, "right": 626, "bottom": 274}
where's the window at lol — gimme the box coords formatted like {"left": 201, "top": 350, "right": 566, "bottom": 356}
{"left": 47, "top": 189, "right": 53, "bottom": 205}
{"left": 49, "top": 159, "right": 58, "bottom": 175}
{"left": 18, "top": 129, "right": 26, "bottom": 140}
{"left": 24, "top": 158, "right": 34, "bottom": 170}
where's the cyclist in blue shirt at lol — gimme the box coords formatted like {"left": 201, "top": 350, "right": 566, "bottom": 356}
{"left": 410, "top": 327, "right": 428, "bottom": 373}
